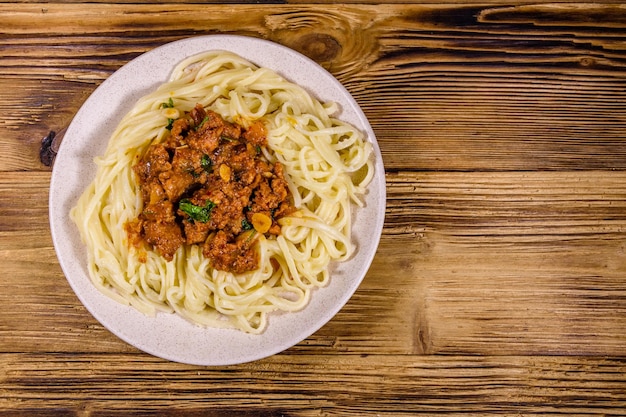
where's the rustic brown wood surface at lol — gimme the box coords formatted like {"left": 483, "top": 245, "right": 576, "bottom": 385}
{"left": 2, "top": 1, "right": 626, "bottom": 415}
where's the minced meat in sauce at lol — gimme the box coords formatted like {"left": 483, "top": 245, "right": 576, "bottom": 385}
{"left": 126, "top": 103, "right": 296, "bottom": 274}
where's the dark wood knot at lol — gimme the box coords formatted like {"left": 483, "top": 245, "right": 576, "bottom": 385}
{"left": 293, "top": 33, "right": 341, "bottom": 63}
{"left": 580, "top": 57, "right": 595, "bottom": 67}
{"left": 40, "top": 128, "right": 65, "bottom": 167}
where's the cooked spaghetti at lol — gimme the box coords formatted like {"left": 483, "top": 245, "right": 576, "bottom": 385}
{"left": 71, "top": 50, "right": 374, "bottom": 333}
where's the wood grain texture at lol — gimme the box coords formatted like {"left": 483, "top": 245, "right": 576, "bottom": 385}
{"left": 2, "top": 171, "right": 625, "bottom": 357}
{"left": 2, "top": 353, "right": 626, "bottom": 415}
{"left": 2, "top": 3, "right": 626, "bottom": 172}
{"left": 1, "top": 2, "right": 626, "bottom": 415}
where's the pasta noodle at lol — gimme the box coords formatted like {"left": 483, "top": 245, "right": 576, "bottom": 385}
{"left": 71, "top": 50, "right": 374, "bottom": 333}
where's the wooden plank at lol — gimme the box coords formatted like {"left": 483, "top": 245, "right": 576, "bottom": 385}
{"left": 368, "top": 171, "right": 626, "bottom": 355}
{"left": 1, "top": 171, "right": 625, "bottom": 356}
{"left": 1, "top": 353, "right": 625, "bottom": 414}
{"left": 8, "top": 0, "right": 626, "bottom": 5}
{"left": 1, "top": 4, "right": 626, "bottom": 172}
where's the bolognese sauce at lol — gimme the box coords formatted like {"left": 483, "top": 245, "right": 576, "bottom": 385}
{"left": 126, "top": 103, "right": 296, "bottom": 273}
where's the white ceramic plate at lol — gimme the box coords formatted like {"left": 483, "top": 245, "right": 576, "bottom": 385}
{"left": 49, "top": 35, "right": 386, "bottom": 366}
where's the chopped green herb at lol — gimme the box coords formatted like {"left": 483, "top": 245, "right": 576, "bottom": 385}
{"left": 187, "top": 167, "right": 200, "bottom": 178}
{"left": 196, "top": 115, "right": 210, "bottom": 130}
{"left": 161, "top": 98, "right": 176, "bottom": 129}
{"left": 179, "top": 199, "right": 216, "bottom": 223}
{"left": 161, "top": 97, "right": 174, "bottom": 108}
{"left": 201, "top": 154, "right": 212, "bottom": 172}
{"left": 241, "top": 218, "right": 253, "bottom": 231}
{"left": 245, "top": 229, "right": 257, "bottom": 242}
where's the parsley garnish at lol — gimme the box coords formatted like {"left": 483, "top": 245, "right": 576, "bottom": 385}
{"left": 241, "top": 218, "right": 253, "bottom": 231}
{"left": 196, "top": 115, "right": 210, "bottom": 130}
{"left": 161, "top": 98, "right": 174, "bottom": 108}
{"left": 161, "top": 98, "right": 175, "bottom": 130}
{"left": 179, "top": 199, "right": 216, "bottom": 223}
{"left": 201, "top": 154, "right": 212, "bottom": 172}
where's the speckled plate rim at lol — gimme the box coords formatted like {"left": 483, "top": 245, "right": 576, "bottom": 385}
{"left": 49, "top": 35, "right": 386, "bottom": 366}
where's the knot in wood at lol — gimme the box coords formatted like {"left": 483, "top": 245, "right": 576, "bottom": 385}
{"left": 580, "top": 57, "right": 595, "bottom": 67}
{"left": 294, "top": 33, "right": 341, "bottom": 62}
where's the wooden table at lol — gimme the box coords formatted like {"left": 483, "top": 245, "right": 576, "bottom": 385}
{"left": 2, "top": 1, "right": 626, "bottom": 414}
